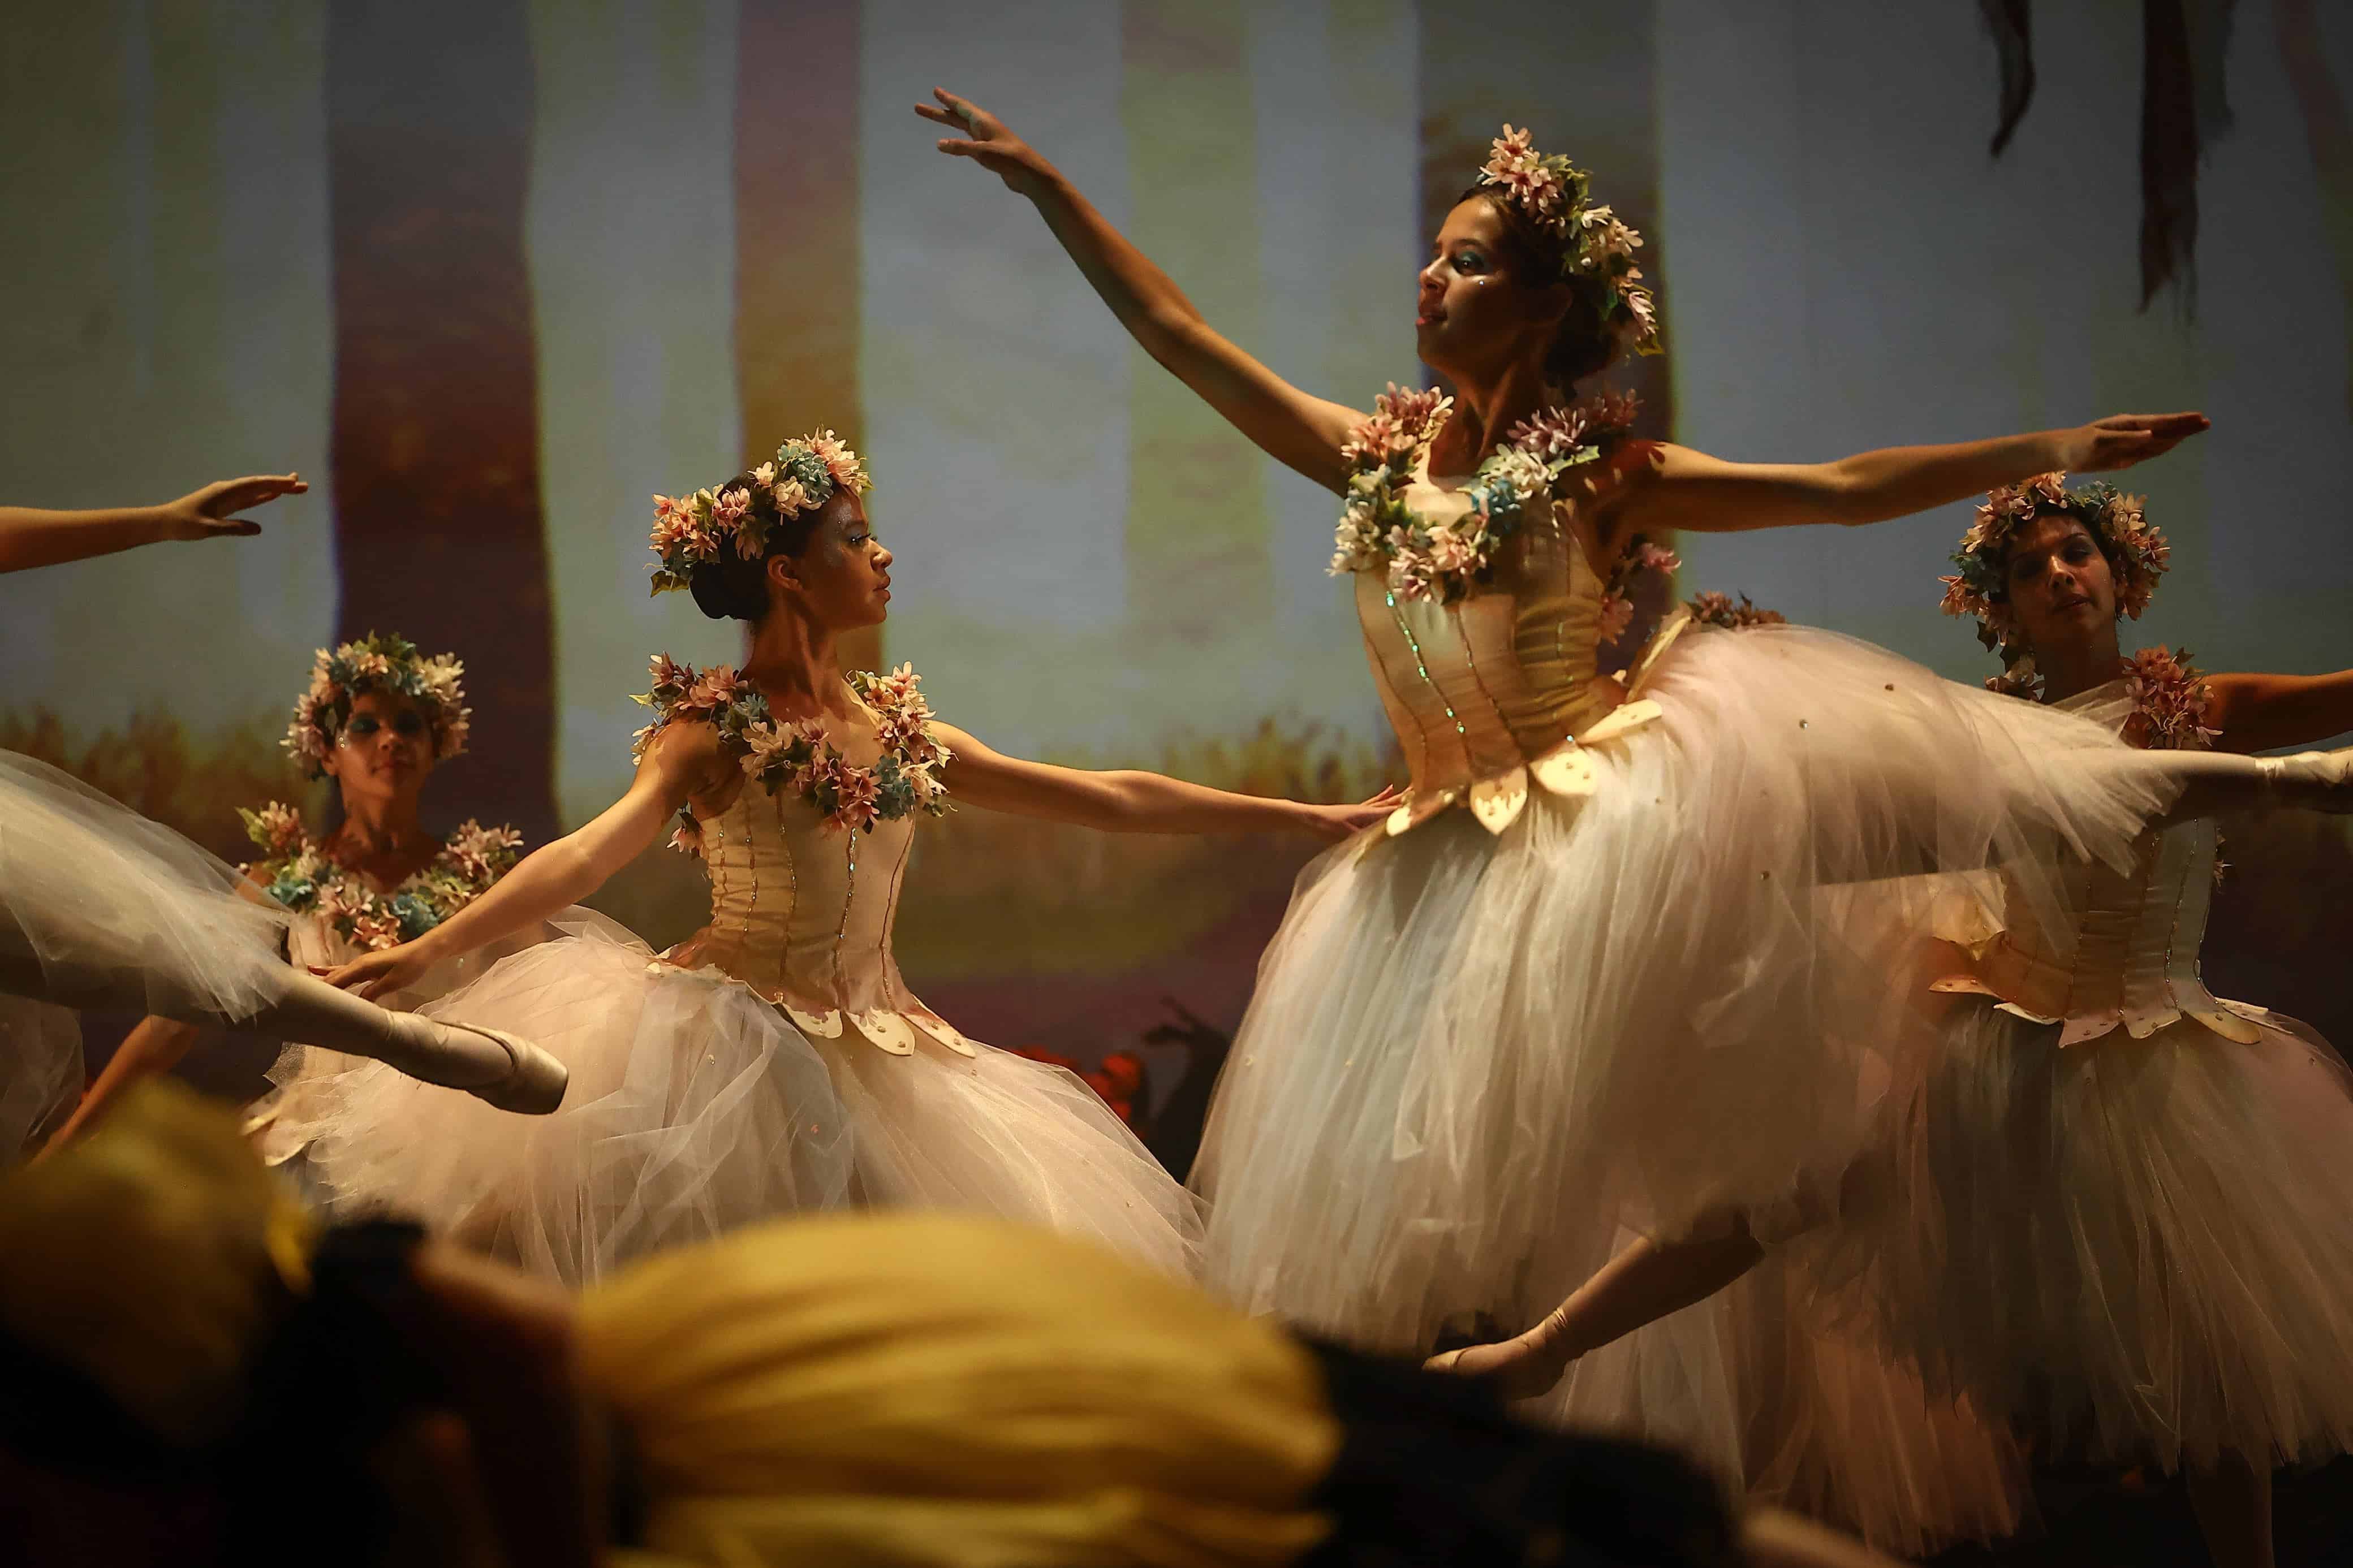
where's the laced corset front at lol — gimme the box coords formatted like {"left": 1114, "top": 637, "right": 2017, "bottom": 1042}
{"left": 1937, "top": 680, "right": 2257, "bottom": 1047}
{"left": 662, "top": 777, "right": 970, "bottom": 1059}
{"left": 1356, "top": 467, "right": 1670, "bottom": 836}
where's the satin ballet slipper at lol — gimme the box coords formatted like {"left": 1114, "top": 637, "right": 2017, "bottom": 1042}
{"left": 1421, "top": 1306, "right": 1578, "bottom": 1401}
{"left": 428, "top": 1021, "right": 569, "bottom": 1115}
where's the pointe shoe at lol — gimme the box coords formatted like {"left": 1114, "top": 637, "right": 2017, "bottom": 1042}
{"left": 2257, "top": 749, "right": 2353, "bottom": 813}
{"left": 1421, "top": 1319, "right": 1578, "bottom": 1402}
{"left": 441, "top": 1023, "right": 569, "bottom": 1115}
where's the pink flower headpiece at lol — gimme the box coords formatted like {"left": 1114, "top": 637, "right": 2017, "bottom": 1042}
{"left": 1475, "top": 126, "right": 1660, "bottom": 356}
{"left": 649, "top": 429, "right": 871, "bottom": 595}
{"left": 285, "top": 633, "right": 469, "bottom": 780}
{"left": 1940, "top": 472, "right": 2170, "bottom": 659}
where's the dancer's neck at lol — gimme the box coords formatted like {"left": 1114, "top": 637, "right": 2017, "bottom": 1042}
{"left": 327, "top": 792, "right": 435, "bottom": 885}
{"left": 739, "top": 608, "right": 856, "bottom": 723}
{"left": 1437, "top": 358, "right": 1557, "bottom": 474}
{"left": 2036, "top": 626, "right": 2126, "bottom": 705}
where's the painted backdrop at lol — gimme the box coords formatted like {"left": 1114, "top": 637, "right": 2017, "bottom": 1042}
{"left": 5, "top": 1, "right": 2350, "bottom": 1091}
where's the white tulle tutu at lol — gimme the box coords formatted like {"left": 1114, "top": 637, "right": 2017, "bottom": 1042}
{"left": 1826, "top": 995, "right": 2353, "bottom": 1474}
{"left": 0, "top": 996, "right": 80, "bottom": 1157}
{"left": 1546, "top": 1241, "right": 2029, "bottom": 1556}
{"left": 0, "top": 750, "right": 291, "bottom": 1020}
{"left": 1, "top": 750, "right": 299, "bottom": 1150}
{"left": 1192, "top": 624, "right": 2173, "bottom": 1357}
{"left": 296, "top": 917, "right": 1204, "bottom": 1286}
{"left": 249, "top": 915, "right": 568, "bottom": 1167}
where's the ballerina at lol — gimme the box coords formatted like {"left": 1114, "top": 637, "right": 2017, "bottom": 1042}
{"left": 1, "top": 487, "right": 567, "bottom": 1157}
{"left": 1421, "top": 480, "right": 2353, "bottom": 1562}
{"left": 1839, "top": 477, "right": 2353, "bottom": 1568}
{"left": 313, "top": 430, "right": 1390, "bottom": 1286}
{"left": 921, "top": 92, "right": 2353, "bottom": 1487}
{"left": 38, "top": 634, "right": 535, "bottom": 1158}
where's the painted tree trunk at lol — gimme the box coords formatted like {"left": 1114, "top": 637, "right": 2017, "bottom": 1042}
{"left": 327, "top": 0, "right": 559, "bottom": 841}
{"left": 735, "top": 0, "right": 881, "bottom": 673}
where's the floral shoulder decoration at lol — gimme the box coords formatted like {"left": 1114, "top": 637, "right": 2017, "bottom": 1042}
{"left": 1983, "top": 646, "right": 2217, "bottom": 750}
{"left": 1686, "top": 590, "right": 1787, "bottom": 632}
{"left": 1332, "top": 385, "right": 1642, "bottom": 606}
{"left": 2118, "top": 646, "right": 2219, "bottom": 751}
{"left": 238, "top": 803, "right": 523, "bottom": 952}
{"left": 1599, "top": 535, "right": 1680, "bottom": 644}
{"left": 1477, "top": 126, "right": 1660, "bottom": 355}
{"left": 1940, "top": 472, "right": 2170, "bottom": 662}
{"left": 286, "top": 634, "right": 469, "bottom": 781}
{"left": 649, "top": 430, "right": 870, "bottom": 595}
{"left": 631, "top": 655, "right": 951, "bottom": 852}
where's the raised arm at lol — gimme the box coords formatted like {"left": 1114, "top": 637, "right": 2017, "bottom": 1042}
{"left": 1598, "top": 416, "right": 2208, "bottom": 544}
{"left": 933, "top": 723, "right": 1393, "bottom": 841}
{"left": 920, "top": 89, "right": 1364, "bottom": 494}
{"left": 0, "top": 474, "right": 308, "bottom": 574}
{"left": 328, "top": 724, "right": 730, "bottom": 999}
{"left": 2205, "top": 668, "right": 2353, "bottom": 754}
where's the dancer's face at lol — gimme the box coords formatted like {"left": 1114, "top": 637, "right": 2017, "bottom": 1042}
{"left": 2001, "top": 513, "right": 2118, "bottom": 656}
{"left": 774, "top": 489, "right": 892, "bottom": 630}
{"left": 1416, "top": 198, "right": 1568, "bottom": 385}
{"left": 323, "top": 690, "right": 436, "bottom": 804}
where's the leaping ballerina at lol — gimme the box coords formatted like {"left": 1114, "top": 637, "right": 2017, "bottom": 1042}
{"left": 920, "top": 89, "right": 2353, "bottom": 1539}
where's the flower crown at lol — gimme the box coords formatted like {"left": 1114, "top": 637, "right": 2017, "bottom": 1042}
{"left": 286, "top": 633, "right": 469, "bottom": 780}
{"left": 649, "top": 430, "right": 871, "bottom": 595}
{"left": 1476, "top": 126, "right": 1660, "bottom": 356}
{"left": 1939, "top": 472, "right": 2170, "bottom": 658}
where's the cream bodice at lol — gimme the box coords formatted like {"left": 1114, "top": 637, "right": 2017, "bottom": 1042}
{"left": 663, "top": 781, "right": 971, "bottom": 1059}
{"left": 1356, "top": 471, "right": 1675, "bottom": 837}
{"left": 1936, "top": 680, "right": 2259, "bottom": 1047}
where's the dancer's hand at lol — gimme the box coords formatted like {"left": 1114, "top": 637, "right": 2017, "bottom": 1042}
{"left": 1299, "top": 787, "right": 1403, "bottom": 840}
{"left": 2055, "top": 413, "right": 2208, "bottom": 474}
{"left": 917, "top": 89, "right": 1054, "bottom": 197}
{"left": 156, "top": 473, "right": 309, "bottom": 541}
{"left": 324, "top": 938, "right": 441, "bottom": 1002}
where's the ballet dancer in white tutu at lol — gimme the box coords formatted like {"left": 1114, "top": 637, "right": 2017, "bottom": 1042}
{"left": 312, "top": 430, "right": 1390, "bottom": 1284}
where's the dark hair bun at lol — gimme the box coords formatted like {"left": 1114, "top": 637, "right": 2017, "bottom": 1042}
{"left": 688, "top": 554, "right": 768, "bottom": 622}
{"left": 1546, "top": 289, "right": 1615, "bottom": 387}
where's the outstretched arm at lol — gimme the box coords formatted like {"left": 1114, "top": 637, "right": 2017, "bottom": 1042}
{"left": 2205, "top": 668, "right": 2353, "bottom": 754}
{"left": 329, "top": 724, "right": 730, "bottom": 999}
{"left": 0, "top": 475, "right": 308, "bottom": 574}
{"left": 933, "top": 723, "right": 1395, "bottom": 841}
{"left": 1600, "top": 415, "right": 2208, "bottom": 543}
{"left": 920, "top": 89, "right": 1364, "bottom": 494}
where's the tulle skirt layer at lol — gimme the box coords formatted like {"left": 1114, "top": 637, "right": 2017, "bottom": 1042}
{"left": 1192, "top": 624, "right": 2174, "bottom": 1356}
{"left": 0, "top": 996, "right": 80, "bottom": 1157}
{"left": 0, "top": 750, "right": 289, "bottom": 1021}
{"left": 299, "top": 918, "right": 1202, "bottom": 1286}
{"left": 1549, "top": 1241, "right": 2028, "bottom": 1555}
{"left": 249, "top": 914, "right": 571, "bottom": 1167}
{"left": 0, "top": 749, "right": 294, "bottom": 1152}
{"left": 1826, "top": 996, "right": 2353, "bottom": 1476}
